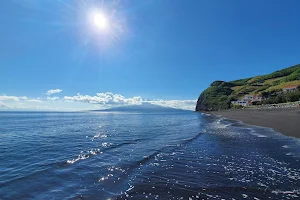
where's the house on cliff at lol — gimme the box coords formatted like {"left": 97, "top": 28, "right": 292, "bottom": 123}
{"left": 282, "top": 85, "right": 298, "bottom": 92}
{"left": 231, "top": 94, "right": 262, "bottom": 107}
{"left": 231, "top": 100, "right": 251, "bottom": 107}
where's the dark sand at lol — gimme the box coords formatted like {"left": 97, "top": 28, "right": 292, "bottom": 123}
{"left": 212, "top": 108, "right": 300, "bottom": 138}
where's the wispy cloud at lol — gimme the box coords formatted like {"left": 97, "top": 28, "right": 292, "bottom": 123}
{"left": 46, "top": 89, "right": 62, "bottom": 95}
{"left": 0, "top": 95, "right": 42, "bottom": 103}
{"left": 27, "top": 99, "right": 43, "bottom": 103}
{"left": 47, "top": 96, "right": 59, "bottom": 101}
{"left": 0, "top": 95, "right": 21, "bottom": 101}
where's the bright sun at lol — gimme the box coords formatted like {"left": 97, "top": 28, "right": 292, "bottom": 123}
{"left": 93, "top": 12, "right": 109, "bottom": 30}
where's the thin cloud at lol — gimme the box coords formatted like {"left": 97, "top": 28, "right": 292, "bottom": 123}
{"left": 47, "top": 96, "right": 59, "bottom": 101}
{"left": 0, "top": 95, "right": 43, "bottom": 107}
{"left": 0, "top": 95, "right": 21, "bottom": 101}
{"left": 46, "top": 89, "right": 62, "bottom": 95}
{"left": 27, "top": 99, "right": 43, "bottom": 103}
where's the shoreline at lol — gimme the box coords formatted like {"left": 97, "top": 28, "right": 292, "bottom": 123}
{"left": 210, "top": 107, "right": 300, "bottom": 138}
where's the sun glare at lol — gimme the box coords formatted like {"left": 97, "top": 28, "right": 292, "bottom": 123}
{"left": 86, "top": 7, "right": 124, "bottom": 45}
{"left": 93, "top": 12, "right": 109, "bottom": 30}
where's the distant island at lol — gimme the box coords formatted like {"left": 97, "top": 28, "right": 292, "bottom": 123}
{"left": 196, "top": 64, "right": 300, "bottom": 111}
{"left": 91, "top": 102, "right": 188, "bottom": 113}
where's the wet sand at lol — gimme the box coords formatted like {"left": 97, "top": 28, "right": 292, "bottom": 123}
{"left": 212, "top": 108, "right": 300, "bottom": 138}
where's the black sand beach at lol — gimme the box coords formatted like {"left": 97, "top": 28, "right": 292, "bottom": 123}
{"left": 213, "top": 108, "right": 300, "bottom": 138}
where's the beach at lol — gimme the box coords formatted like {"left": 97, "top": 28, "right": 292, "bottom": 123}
{"left": 212, "top": 108, "right": 300, "bottom": 138}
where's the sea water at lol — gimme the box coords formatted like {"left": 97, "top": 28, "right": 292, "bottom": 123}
{"left": 0, "top": 111, "right": 300, "bottom": 199}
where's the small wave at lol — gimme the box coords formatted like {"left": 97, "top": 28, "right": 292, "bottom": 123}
{"left": 180, "top": 132, "right": 205, "bottom": 145}
{"left": 107, "top": 166, "right": 126, "bottom": 173}
{"left": 272, "top": 189, "right": 300, "bottom": 196}
{"left": 102, "top": 142, "right": 113, "bottom": 147}
{"left": 91, "top": 133, "right": 107, "bottom": 141}
{"left": 66, "top": 139, "right": 148, "bottom": 164}
{"left": 216, "top": 118, "right": 223, "bottom": 124}
{"left": 98, "top": 174, "right": 114, "bottom": 182}
{"left": 126, "top": 185, "right": 135, "bottom": 192}
{"left": 210, "top": 121, "right": 229, "bottom": 129}
{"left": 67, "top": 148, "right": 102, "bottom": 164}
{"left": 250, "top": 130, "right": 267, "bottom": 138}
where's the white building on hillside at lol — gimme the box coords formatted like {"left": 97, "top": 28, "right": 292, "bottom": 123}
{"left": 231, "top": 100, "right": 251, "bottom": 107}
{"left": 231, "top": 94, "right": 262, "bottom": 107}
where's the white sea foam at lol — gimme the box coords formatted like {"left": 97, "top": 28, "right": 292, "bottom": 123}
{"left": 92, "top": 133, "right": 107, "bottom": 141}
{"left": 67, "top": 154, "right": 89, "bottom": 164}
{"left": 67, "top": 148, "right": 102, "bottom": 164}
{"left": 107, "top": 166, "right": 125, "bottom": 173}
{"left": 250, "top": 129, "right": 267, "bottom": 138}
{"left": 210, "top": 120, "right": 230, "bottom": 129}
{"left": 272, "top": 189, "right": 300, "bottom": 195}
{"left": 99, "top": 174, "right": 114, "bottom": 182}
{"left": 126, "top": 185, "right": 134, "bottom": 192}
{"left": 102, "top": 142, "right": 112, "bottom": 147}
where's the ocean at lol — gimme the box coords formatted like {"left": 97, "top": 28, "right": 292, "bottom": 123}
{"left": 0, "top": 111, "right": 300, "bottom": 200}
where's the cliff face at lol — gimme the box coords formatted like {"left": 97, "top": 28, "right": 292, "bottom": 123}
{"left": 195, "top": 81, "right": 234, "bottom": 111}
{"left": 195, "top": 64, "right": 300, "bottom": 111}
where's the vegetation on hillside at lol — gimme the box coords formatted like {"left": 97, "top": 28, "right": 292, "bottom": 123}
{"left": 195, "top": 81, "right": 234, "bottom": 111}
{"left": 261, "top": 86, "right": 300, "bottom": 104}
{"left": 196, "top": 64, "right": 300, "bottom": 111}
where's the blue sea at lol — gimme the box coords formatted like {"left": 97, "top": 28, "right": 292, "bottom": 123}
{"left": 1, "top": 111, "right": 300, "bottom": 200}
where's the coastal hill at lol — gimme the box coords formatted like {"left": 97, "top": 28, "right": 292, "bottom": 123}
{"left": 196, "top": 64, "right": 300, "bottom": 111}
{"left": 91, "top": 102, "right": 188, "bottom": 113}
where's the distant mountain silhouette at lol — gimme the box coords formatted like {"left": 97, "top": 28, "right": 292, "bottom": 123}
{"left": 91, "top": 102, "right": 188, "bottom": 112}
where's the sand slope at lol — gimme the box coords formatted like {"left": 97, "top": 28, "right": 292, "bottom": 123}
{"left": 212, "top": 108, "right": 300, "bottom": 138}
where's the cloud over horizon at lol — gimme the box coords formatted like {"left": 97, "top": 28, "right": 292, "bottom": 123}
{"left": 0, "top": 92, "right": 196, "bottom": 111}
{"left": 0, "top": 95, "right": 21, "bottom": 101}
{"left": 147, "top": 99, "right": 197, "bottom": 110}
{"left": 63, "top": 92, "right": 143, "bottom": 105}
{"left": 63, "top": 92, "right": 196, "bottom": 110}
{"left": 0, "top": 101, "right": 10, "bottom": 108}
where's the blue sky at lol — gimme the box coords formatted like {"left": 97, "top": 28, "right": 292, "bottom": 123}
{"left": 1, "top": 0, "right": 300, "bottom": 110}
